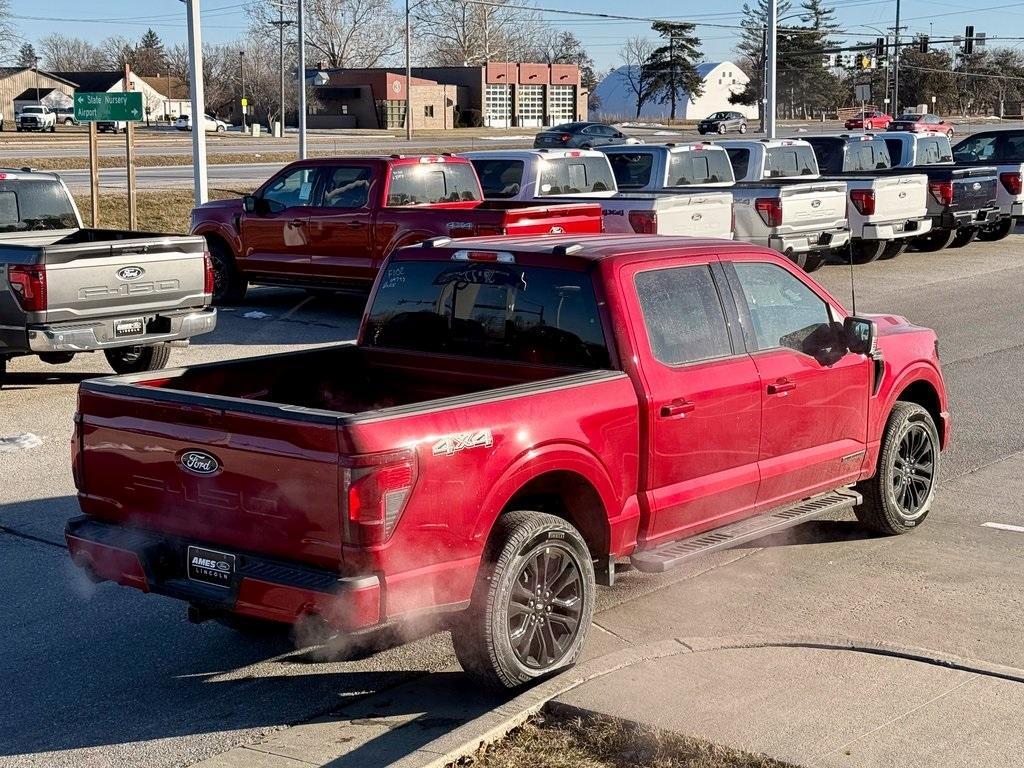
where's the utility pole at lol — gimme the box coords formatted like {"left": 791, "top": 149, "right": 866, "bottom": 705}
{"left": 669, "top": 34, "right": 676, "bottom": 121}
{"left": 893, "top": 0, "right": 901, "bottom": 114}
{"left": 405, "top": 0, "right": 412, "bottom": 140}
{"left": 760, "top": 26, "right": 768, "bottom": 133}
{"left": 34, "top": 57, "right": 40, "bottom": 103}
{"left": 766, "top": 0, "right": 777, "bottom": 138}
{"left": 269, "top": 5, "right": 294, "bottom": 137}
{"left": 239, "top": 50, "right": 246, "bottom": 132}
{"left": 297, "top": 0, "right": 307, "bottom": 158}
{"left": 184, "top": 0, "right": 208, "bottom": 204}
{"left": 123, "top": 62, "right": 137, "bottom": 230}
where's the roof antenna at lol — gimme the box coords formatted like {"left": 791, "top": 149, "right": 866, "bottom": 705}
{"left": 847, "top": 239, "right": 858, "bottom": 316}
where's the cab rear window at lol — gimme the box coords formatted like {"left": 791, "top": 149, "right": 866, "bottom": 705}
{"left": 766, "top": 146, "right": 818, "bottom": 177}
{"left": 386, "top": 163, "right": 481, "bottom": 205}
{"left": 471, "top": 159, "right": 525, "bottom": 198}
{"left": 364, "top": 260, "right": 610, "bottom": 368}
{"left": 0, "top": 179, "right": 78, "bottom": 233}
{"left": 667, "top": 150, "right": 734, "bottom": 185}
{"left": 607, "top": 152, "right": 654, "bottom": 189}
{"left": 537, "top": 157, "right": 615, "bottom": 195}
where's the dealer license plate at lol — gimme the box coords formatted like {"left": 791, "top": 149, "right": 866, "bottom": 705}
{"left": 114, "top": 318, "right": 144, "bottom": 338}
{"left": 187, "top": 546, "right": 235, "bottom": 588}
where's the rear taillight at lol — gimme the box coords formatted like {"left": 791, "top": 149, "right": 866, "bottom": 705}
{"left": 474, "top": 224, "right": 504, "bottom": 236}
{"left": 628, "top": 210, "right": 658, "bottom": 234}
{"left": 203, "top": 251, "right": 214, "bottom": 295}
{"left": 929, "top": 180, "right": 954, "bottom": 206}
{"left": 850, "top": 188, "right": 876, "bottom": 215}
{"left": 1000, "top": 171, "right": 1022, "bottom": 196}
{"left": 754, "top": 197, "right": 783, "bottom": 227}
{"left": 8, "top": 264, "right": 47, "bottom": 312}
{"left": 341, "top": 449, "right": 418, "bottom": 546}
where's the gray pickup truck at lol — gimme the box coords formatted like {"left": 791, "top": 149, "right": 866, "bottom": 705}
{"left": 0, "top": 168, "right": 217, "bottom": 386}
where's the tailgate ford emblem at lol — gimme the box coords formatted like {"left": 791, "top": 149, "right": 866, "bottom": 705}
{"left": 811, "top": 199, "right": 822, "bottom": 208}
{"left": 972, "top": 182, "right": 981, "bottom": 190}
{"left": 117, "top": 266, "right": 145, "bottom": 281}
{"left": 179, "top": 450, "right": 220, "bottom": 475}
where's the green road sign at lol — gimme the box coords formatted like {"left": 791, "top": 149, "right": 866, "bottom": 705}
{"left": 73, "top": 92, "right": 144, "bottom": 122}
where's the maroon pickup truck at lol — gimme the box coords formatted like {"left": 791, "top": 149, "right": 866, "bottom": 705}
{"left": 190, "top": 154, "right": 603, "bottom": 303}
{"left": 66, "top": 234, "right": 949, "bottom": 689}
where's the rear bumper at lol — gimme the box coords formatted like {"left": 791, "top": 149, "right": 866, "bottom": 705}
{"left": 769, "top": 228, "right": 850, "bottom": 254}
{"left": 861, "top": 217, "right": 932, "bottom": 241}
{"left": 1011, "top": 202, "right": 1024, "bottom": 219}
{"left": 938, "top": 206, "right": 1000, "bottom": 230}
{"left": 27, "top": 307, "right": 216, "bottom": 353}
{"left": 65, "top": 516, "right": 381, "bottom": 631}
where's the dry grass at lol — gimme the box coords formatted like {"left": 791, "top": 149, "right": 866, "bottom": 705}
{"left": 19, "top": 152, "right": 300, "bottom": 171}
{"left": 452, "top": 709, "right": 801, "bottom": 768}
{"left": 72, "top": 188, "right": 252, "bottom": 233}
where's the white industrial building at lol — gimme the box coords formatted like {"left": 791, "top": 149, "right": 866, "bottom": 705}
{"left": 593, "top": 61, "right": 757, "bottom": 122}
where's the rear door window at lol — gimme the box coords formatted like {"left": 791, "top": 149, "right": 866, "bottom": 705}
{"left": 538, "top": 157, "right": 615, "bottom": 195}
{"left": 471, "top": 159, "right": 525, "bottom": 198}
{"left": 387, "top": 163, "right": 481, "bottom": 205}
{"left": 806, "top": 139, "right": 844, "bottom": 173}
{"left": 321, "top": 166, "right": 373, "bottom": 208}
{"left": 667, "top": 150, "right": 733, "bottom": 185}
{"left": 634, "top": 266, "right": 733, "bottom": 365}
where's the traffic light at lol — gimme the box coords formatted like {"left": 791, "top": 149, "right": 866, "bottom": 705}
{"left": 875, "top": 37, "right": 885, "bottom": 58}
{"left": 965, "top": 25, "right": 974, "bottom": 55}
{"left": 859, "top": 54, "right": 872, "bottom": 70}
{"left": 919, "top": 35, "right": 929, "bottom": 53}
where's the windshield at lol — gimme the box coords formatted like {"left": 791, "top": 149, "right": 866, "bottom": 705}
{"left": 364, "top": 260, "right": 610, "bottom": 368}
{"left": 707, "top": 112, "right": 730, "bottom": 120}
{"left": 386, "top": 163, "right": 482, "bottom": 205}
{"left": 23, "top": 107, "right": 44, "bottom": 114}
{"left": 0, "top": 179, "right": 79, "bottom": 233}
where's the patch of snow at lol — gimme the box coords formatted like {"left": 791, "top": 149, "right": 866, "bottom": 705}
{"left": 652, "top": 130, "right": 683, "bottom": 136}
{"left": 0, "top": 433, "right": 43, "bottom": 452}
{"left": 243, "top": 311, "right": 271, "bottom": 319}
{"left": 476, "top": 135, "right": 532, "bottom": 141}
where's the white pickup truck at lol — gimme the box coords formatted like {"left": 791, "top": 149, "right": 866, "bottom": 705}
{"left": 598, "top": 142, "right": 736, "bottom": 191}
{"left": 952, "top": 129, "right": 1024, "bottom": 242}
{"left": 800, "top": 134, "right": 932, "bottom": 263}
{"left": 460, "top": 149, "right": 734, "bottom": 240}
{"left": 16, "top": 105, "right": 57, "bottom": 133}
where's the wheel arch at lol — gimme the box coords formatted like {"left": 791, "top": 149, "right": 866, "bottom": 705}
{"left": 894, "top": 377, "right": 945, "bottom": 447}
{"left": 195, "top": 224, "right": 241, "bottom": 259}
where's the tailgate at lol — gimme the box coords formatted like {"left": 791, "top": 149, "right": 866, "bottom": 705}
{"left": 42, "top": 235, "right": 208, "bottom": 324}
{"left": 868, "top": 174, "right": 928, "bottom": 222}
{"left": 779, "top": 183, "right": 847, "bottom": 231}
{"left": 76, "top": 385, "right": 344, "bottom": 570}
{"left": 492, "top": 203, "right": 604, "bottom": 235}
{"left": 952, "top": 169, "right": 998, "bottom": 212}
{"left": 651, "top": 192, "right": 733, "bottom": 237}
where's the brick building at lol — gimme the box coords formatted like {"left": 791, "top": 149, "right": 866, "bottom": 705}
{"left": 306, "top": 62, "right": 585, "bottom": 130}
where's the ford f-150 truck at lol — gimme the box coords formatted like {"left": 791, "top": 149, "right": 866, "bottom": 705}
{"left": 0, "top": 168, "right": 216, "bottom": 387}
{"left": 598, "top": 142, "right": 737, "bottom": 191}
{"left": 190, "top": 155, "right": 604, "bottom": 304}
{"left": 952, "top": 129, "right": 1024, "bottom": 242}
{"left": 716, "top": 139, "right": 851, "bottom": 271}
{"left": 878, "top": 132, "right": 1000, "bottom": 250}
{"left": 66, "top": 233, "right": 949, "bottom": 689}
{"left": 460, "top": 149, "right": 734, "bottom": 240}
{"left": 801, "top": 134, "right": 932, "bottom": 263}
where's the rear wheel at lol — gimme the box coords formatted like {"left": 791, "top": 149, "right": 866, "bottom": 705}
{"left": 855, "top": 402, "right": 940, "bottom": 535}
{"left": 950, "top": 227, "right": 977, "bottom": 248}
{"left": 848, "top": 239, "right": 886, "bottom": 264}
{"left": 452, "top": 510, "right": 595, "bottom": 689}
{"left": 793, "top": 251, "right": 827, "bottom": 272}
{"left": 977, "top": 217, "right": 1014, "bottom": 242}
{"left": 207, "top": 238, "right": 248, "bottom": 304}
{"left": 105, "top": 343, "right": 171, "bottom": 374}
{"left": 739, "top": 123, "right": 747, "bottom": 134}
{"left": 879, "top": 240, "right": 908, "bottom": 260}
{"left": 913, "top": 228, "right": 956, "bottom": 252}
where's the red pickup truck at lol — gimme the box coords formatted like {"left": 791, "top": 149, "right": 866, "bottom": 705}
{"left": 189, "top": 155, "right": 603, "bottom": 303}
{"left": 66, "top": 234, "right": 949, "bottom": 689}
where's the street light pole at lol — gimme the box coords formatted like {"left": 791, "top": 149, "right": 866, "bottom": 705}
{"left": 893, "top": 0, "right": 902, "bottom": 114}
{"left": 405, "top": 0, "right": 412, "bottom": 141}
{"left": 269, "top": 5, "right": 294, "bottom": 137}
{"left": 239, "top": 51, "right": 246, "bottom": 132}
{"left": 183, "top": 0, "right": 208, "bottom": 204}
{"left": 766, "top": 0, "right": 778, "bottom": 138}
{"left": 297, "top": 0, "right": 307, "bottom": 158}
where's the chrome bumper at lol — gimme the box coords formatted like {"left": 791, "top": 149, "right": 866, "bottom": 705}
{"left": 27, "top": 307, "right": 216, "bottom": 353}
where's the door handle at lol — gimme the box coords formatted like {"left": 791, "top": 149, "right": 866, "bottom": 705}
{"left": 660, "top": 399, "right": 696, "bottom": 418}
{"left": 345, "top": 221, "right": 366, "bottom": 229}
{"left": 289, "top": 219, "right": 305, "bottom": 228}
{"left": 767, "top": 379, "right": 796, "bottom": 395}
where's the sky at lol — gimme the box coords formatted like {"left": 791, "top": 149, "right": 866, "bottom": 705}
{"left": 8, "top": 0, "right": 1024, "bottom": 72}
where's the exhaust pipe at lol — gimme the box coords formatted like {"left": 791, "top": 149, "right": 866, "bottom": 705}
{"left": 72, "top": 553, "right": 106, "bottom": 584}
{"left": 187, "top": 604, "right": 217, "bottom": 625}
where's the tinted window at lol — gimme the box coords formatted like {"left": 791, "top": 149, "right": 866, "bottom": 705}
{"left": 806, "top": 138, "right": 844, "bottom": 173}
{"left": 471, "top": 159, "right": 525, "bottom": 198}
{"left": 846, "top": 140, "right": 891, "bottom": 171}
{"left": 725, "top": 147, "right": 751, "bottom": 180}
{"left": 262, "top": 166, "right": 319, "bottom": 210}
{"left": 387, "top": 163, "right": 481, "bottom": 205}
{"left": 883, "top": 138, "right": 903, "bottom": 164}
{"left": 364, "top": 260, "right": 610, "bottom": 368}
{"left": 766, "top": 146, "right": 818, "bottom": 177}
{"left": 635, "top": 266, "right": 732, "bottom": 365}
{"left": 607, "top": 152, "right": 653, "bottom": 189}
{"left": 667, "top": 150, "right": 734, "bottom": 185}
{"left": 538, "top": 157, "right": 615, "bottom": 195}
{"left": 0, "top": 179, "right": 78, "bottom": 233}
{"left": 733, "top": 262, "right": 832, "bottom": 353}
{"left": 321, "top": 166, "right": 372, "bottom": 208}
{"left": 917, "top": 137, "right": 953, "bottom": 165}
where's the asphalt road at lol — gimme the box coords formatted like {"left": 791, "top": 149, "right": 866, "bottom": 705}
{"left": 2, "top": 235, "right": 1024, "bottom": 766}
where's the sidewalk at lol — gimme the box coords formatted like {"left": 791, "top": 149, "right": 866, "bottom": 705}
{"left": 555, "top": 638, "right": 1024, "bottom": 768}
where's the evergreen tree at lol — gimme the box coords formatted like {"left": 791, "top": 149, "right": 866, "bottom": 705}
{"left": 644, "top": 21, "right": 703, "bottom": 120}
{"left": 729, "top": 0, "right": 792, "bottom": 129}
{"left": 17, "top": 42, "right": 38, "bottom": 68}
{"left": 133, "top": 28, "right": 167, "bottom": 76}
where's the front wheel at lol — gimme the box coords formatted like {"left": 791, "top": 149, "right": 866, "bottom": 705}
{"left": 452, "top": 510, "right": 595, "bottom": 690}
{"left": 855, "top": 402, "right": 940, "bottom": 535}
{"left": 216, "top": 124, "right": 225, "bottom": 132}
{"left": 946, "top": 129, "right": 954, "bottom": 139}
{"left": 206, "top": 238, "right": 248, "bottom": 304}
{"left": 105, "top": 344, "right": 171, "bottom": 374}
{"left": 977, "top": 218, "right": 1014, "bottom": 242}
{"left": 717, "top": 123, "right": 727, "bottom": 135}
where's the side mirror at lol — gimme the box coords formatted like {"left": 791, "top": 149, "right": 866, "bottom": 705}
{"left": 242, "top": 195, "right": 259, "bottom": 214}
{"left": 845, "top": 316, "right": 877, "bottom": 356}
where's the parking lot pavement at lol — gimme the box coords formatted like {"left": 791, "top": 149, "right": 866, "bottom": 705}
{"left": 2, "top": 238, "right": 1024, "bottom": 766}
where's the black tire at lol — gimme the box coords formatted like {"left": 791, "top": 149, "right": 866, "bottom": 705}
{"left": 977, "top": 218, "right": 1014, "bottom": 242}
{"left": 949, "top": 227, "right": 977, "bottom": 248}
{"left": 854, "top": 402, "right": 940, "bottom": 535}
{"left": 104, "top": 343, "right": 172, "bottom": 374}
{"left": 38, "top": 352, "right": 76, "bottom": 365}
{"left": 794, "top": 251, "right": 827, "bottom": 272}
{"left": 64, "top": 118, "right": 73, "bottom": 126}
{"left": 717, "top": 123, "right": 727, "bottom": 135}
{"left": 50, "top": 124, "right": 56, "bottom": 133}
{"left": 848, "top": 239, "right": 886, "bottom": 264}
{"left": 452, "top": 510, "right": 595, "bottom": 690}
{"left": 0, "top": 357, "right": 6, "bottom": 389}
{"left": 739, "top": 123, "right": 747, "bottom": 134}
{"left": 217, "top": 124, "right": 226, "bottom": 132}
{"left": 580, "top": 143, "right": 592, "bottom": 150}
{"left": 879, "top": 240, "right": 908, "bottom": 260}
{"left": 913, "top": 228, "right": 956, "bottom": 252}
{"left": 206, "top": 238, "right": 248, "bottom": 304}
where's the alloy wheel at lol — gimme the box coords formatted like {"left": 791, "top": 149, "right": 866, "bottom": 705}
{"left": 891, "top": 422, "right": 935, "bottom": 519}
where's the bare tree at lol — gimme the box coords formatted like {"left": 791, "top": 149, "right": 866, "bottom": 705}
{"left": 39, "top": 34, "right": 105, "bottom": 71}
{"left": 0, "top": 0, "right": 18, "bottom": 64}
{"left": 618, "top": 36, "right": 656, "bottom": 118}
{"left": 98, "top": 35, "right": 136, "bottom": 71}
{"left": 414, "top": 0, "right": 547, "bottom": 65}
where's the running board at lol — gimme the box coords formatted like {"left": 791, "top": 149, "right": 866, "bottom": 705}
{"left": 630, "top": 488, "right": 862, "bottom": 574}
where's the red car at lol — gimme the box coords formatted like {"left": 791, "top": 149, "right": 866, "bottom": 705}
{"left": 844, "top": 111, "right": 893, "bottom": 130}
{"left": 66, "top": 235, "right": 950, "bottom": 688}
{"left": 887, "top": 113, "right": 954, "bottom": 138}
{"left": 190, "top": 155, "right": 604, "bottom": 303}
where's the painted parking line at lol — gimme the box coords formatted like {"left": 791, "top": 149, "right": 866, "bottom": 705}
{"left": 982, "top": 522, "right": 1024, "bottom": 533}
